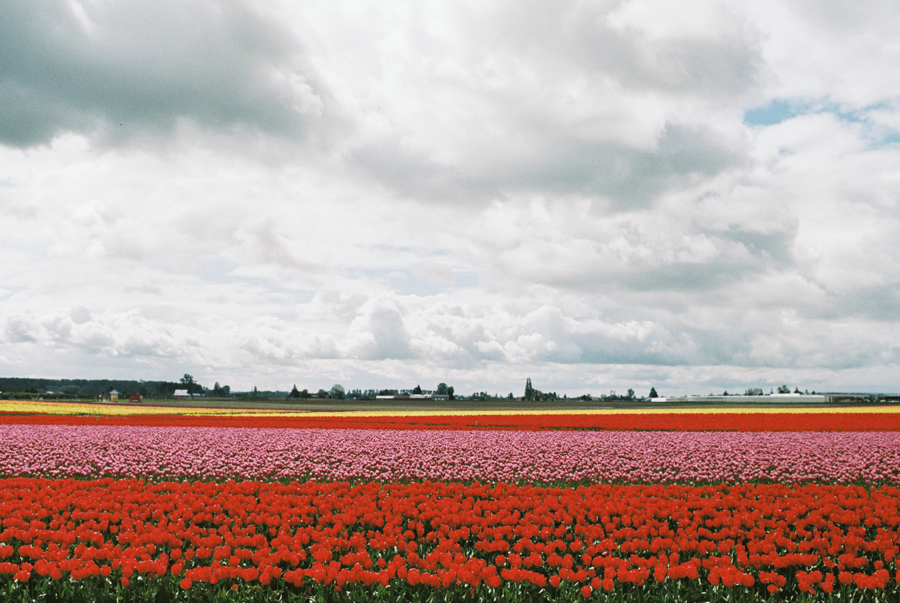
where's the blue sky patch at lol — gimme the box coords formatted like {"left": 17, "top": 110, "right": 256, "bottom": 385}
{"left": 743, "top": 99, "right": 805, "bottom": 126}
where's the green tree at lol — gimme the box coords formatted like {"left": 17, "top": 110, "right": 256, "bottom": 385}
{"left": 447, "top": 386, "right": 455, "bottom": 401}
{"left": 180, "top": 374, "right": 201, "bottom": 397}
{"left": 413, "top": 385, "right": 422, "bottom": 394}
{"left": 330, "top": 384, "right": 345, "bottom": 399}
{"left": 649, "top": 387, "right": 658, "bottom": 398}
{"left": 436, "top": 383, "right": 449, "bottom": 395}
{"left": 289, "top": 384, "right": 302, "bottom": 399}
{"left": 524, "top": 377, "right": 534, "bottom": 402}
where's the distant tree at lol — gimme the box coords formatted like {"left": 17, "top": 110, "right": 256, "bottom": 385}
{"left": 794, "top": 387, "right": 801, "bottom": 394}
{"left": 524, "top": 377, "right": 534, "bottom": 402}
{"left": 649, "top": 387, "right": 658, "bottom": 398}
{"left": 777, "top": 385, "right": 791, "bottom": 394}
{"left": 378, "top": 389, "right": 393, "bottom": 396}
{"left": 436, "top": 383, "right": 449, "bottom": 396}
{"left": 744, "top": 388, "right": 764, "bottom": 396}
{"left": 626, "top": 388, "right": 635, "bottom": 399}
{"left": 330, "top": 384, "right": 345, "bottom": 399}
{"left": 447, "top": 386, "right": 455, "bottom": 401}
{"left": 723, "top": 390, "right": 729, "bottom": 396}
{"left": 180, "top": 374, "right": 201, "bottom": 397}
{"left": 289, "top": 384, "right": 302, "bottom": 399}
{"left": 317, "top": 389, "right": 329, "bottom": 399}
{"left": 413, "top": 384, "right": 422, "bottom": 394}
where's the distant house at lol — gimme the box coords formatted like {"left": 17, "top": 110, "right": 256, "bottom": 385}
{"left": 129, "top": 394, "right": 142, "bottom": 404}
{"left": 109, "top": 389, "right": 119, "bottom": 403}
{"left": 173, "top": 389, "right": 190, "bottom": 398}
{"left": 375, "top": 393, "right": 434, "bottom": 401}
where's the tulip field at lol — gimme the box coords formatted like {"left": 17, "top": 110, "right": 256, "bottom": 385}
{"left": 2, "top": 401, "right": 900, "bottom": 601}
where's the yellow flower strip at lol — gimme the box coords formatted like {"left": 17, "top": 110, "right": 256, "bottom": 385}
{"left": 2, "top": 399, "right": 899, "bottom": 418}
{"left": 0, "top": 400, "right": 298, "bottom": 417}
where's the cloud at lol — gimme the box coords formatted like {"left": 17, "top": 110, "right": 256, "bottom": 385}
{"left": 296, "top": 0, "right": 760, "bottom": 206}
{"left": 4, "top": 315, "right": 41, "bottom": 343}
{"left": 744, "top": 0, "right": 900, "bottom": 104}
{"left": 0, "top": 0, "right": 328, "bottom": 148}
{"left": 346, "top": 298, "right": 413, "bottom": 360}
{"left": 1, "top": 0, "right": 899, "bottom": 395}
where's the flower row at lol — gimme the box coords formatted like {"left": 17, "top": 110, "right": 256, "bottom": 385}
{"left": 2, "top": 425, "right": 900, "bottom": 484}
{"left": 3, "top": 408, "right": 900, "bottom": 431}
{"left": 2, "top": 478, "right": 899, "bottom": 600}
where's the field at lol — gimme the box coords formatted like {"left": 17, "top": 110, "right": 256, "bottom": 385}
{"left": 2, "top": 399, "right": 900, "bottom": 602}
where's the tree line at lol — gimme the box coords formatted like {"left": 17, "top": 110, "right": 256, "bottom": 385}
{"left": 0, "top": 378, "right": 186, "bottom": 399}
{"left": 0, "top": 375, "right": 236, "bottom": 400}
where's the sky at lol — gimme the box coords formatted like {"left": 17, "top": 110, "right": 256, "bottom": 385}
{"left": 1, "top": 0, "right": 899, "bottom": 397}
